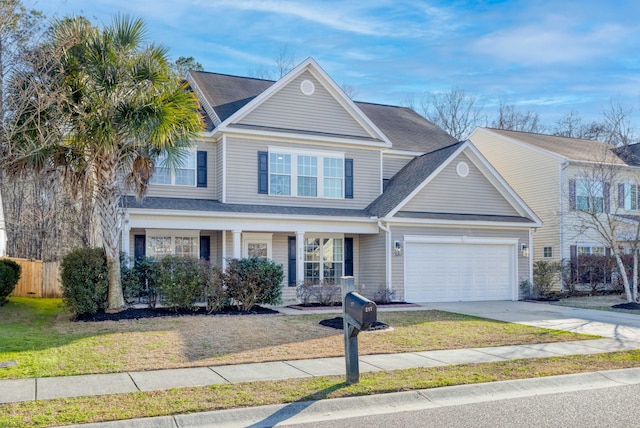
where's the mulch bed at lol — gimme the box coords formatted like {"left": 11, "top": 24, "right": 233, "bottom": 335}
{"left": 287, "top": 302, "right": 419, "bottom": 311}
{"left": 612, "top": 302, "right": 640, "bottom": 310}
{"left": 319, "top": 317, "right": 390, "bottom": 331}
{"left": 77, "top": 306, "right": 278, "bottom": 322}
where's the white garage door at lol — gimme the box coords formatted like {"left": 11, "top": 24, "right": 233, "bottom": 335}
{"left": 405, "top": 239, "right": 516, "bottom": 302}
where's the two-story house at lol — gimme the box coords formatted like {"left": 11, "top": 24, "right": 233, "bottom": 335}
{"left": 470, "top": 127, "right": 640, "bottom": 290}
{"left": 121, "top": 58, "right": 541, "bottom": 303}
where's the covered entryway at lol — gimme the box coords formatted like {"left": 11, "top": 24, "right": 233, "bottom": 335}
{"left": 404, "top": 236, "right": 517, "bottom": 302}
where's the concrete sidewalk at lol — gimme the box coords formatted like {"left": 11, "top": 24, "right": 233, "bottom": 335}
{"left": 4, "top": 301, "right": 640, "bottom": 405}
{"left": 3, "top": 337, "right": 640, "bottom": 405}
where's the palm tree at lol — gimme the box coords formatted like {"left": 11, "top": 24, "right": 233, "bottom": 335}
{"left": 7, "top": 15, "right": 203, "bottom": 310}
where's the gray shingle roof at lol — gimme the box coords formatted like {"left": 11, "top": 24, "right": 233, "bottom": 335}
{"left": 122, "top": 196, "right": 370, "bottom": 217}
{"left": 355, "top": 102, "right": 456, "bottom": 152}
{"left": 614, "top": 143, "right": 640, "bottom": 166}
{"left": 189, "top": 71, "right": 274, "bottom": 124}
{"left": 483, "top": 128, "right": 627, "bottom": 165}
{"left": 188, "top": 70, "right": 456, "bottom": 153}
{"left": 366, "top": 142, "right": 465, "bottom": 217}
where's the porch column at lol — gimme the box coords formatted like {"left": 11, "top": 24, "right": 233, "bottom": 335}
{"left": 232, "top": 230, "right": 242, "bottom": 259}
{"left": 222, "top": 230, "right": 227, "bottom": 269}
{"left": 296, "top": 231, "right": 305, "bottom": 286}
{"left": 121, "top": 213, "right": 131, "bottom": 267}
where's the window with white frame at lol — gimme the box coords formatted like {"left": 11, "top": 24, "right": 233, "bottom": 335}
{"left": 577, "top": 245, "right": 605, "bottom": 256}
{"left": 269, "top": 148, "right": 344, "bottom": 199}
{"left": 150, "top": 151, "right": 197, "bottom": 186}
{"left": 543, "top": 246, "right": 553, "bottom": 258}
{"left": 242, "top": 233, "right": 273, "bottom": 259}
{"left": 622, "top": 183, "right": 638, "bottom": 210}
{"left": 146, "top": 230, "right": 199, "bottom": 258}
{"left": 304, "top": 236, "right": 343, "bottom": 284}
{"left": 576, "top": 179, "right": 604, "bottom": 213}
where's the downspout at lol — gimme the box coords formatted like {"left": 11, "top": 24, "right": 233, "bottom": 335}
{"left": 377, "top": 220, "right": 392, "bottom": 292}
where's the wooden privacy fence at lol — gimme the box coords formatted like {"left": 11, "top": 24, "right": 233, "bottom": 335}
{"left": 4, "top": 257, "right": 62, "bottom": 298}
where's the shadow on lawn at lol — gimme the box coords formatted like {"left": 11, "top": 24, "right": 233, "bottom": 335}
{"left": 246, "top": 382, "right": 350, "bottom": 428}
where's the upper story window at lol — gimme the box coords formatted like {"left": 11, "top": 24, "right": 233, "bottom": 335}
{"left": 576, "top": 179, "right": 604, "bottom": 213}
{"left": 266, "top": 148, "right": 346, "bottom": 199}
{"left": 620, "top": 183, "right": 638, "bottom": 210}
{"left": 150, "top": 151, "right": 197, "bottom": 186}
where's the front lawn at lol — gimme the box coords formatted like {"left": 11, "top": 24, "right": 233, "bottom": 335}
{"left": 0, "top": 297, "right": 595, "bottom": 379}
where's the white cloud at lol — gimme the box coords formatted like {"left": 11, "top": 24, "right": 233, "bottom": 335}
{"left": 470, "top": 15, "right": 630, "bottom": 66}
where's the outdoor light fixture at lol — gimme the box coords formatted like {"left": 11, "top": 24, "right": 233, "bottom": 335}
{"left": 394, "top": 240, "right": 402, "bottom": 256}
{"left": 521, "top": 243, "right": 529, "bottom": 257}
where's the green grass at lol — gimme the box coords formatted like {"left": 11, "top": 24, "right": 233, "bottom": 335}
{"left": 2, "top": 351, "right": 640, "bottom": 427}
{"left": 0, "top": 297, "right": 596, "bottom": 380}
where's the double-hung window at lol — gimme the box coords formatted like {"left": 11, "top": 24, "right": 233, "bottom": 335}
{"left": 150, "top": 151, "right": 197, "bottom": 186}
{"left": 268, "top": 148, "right": 345, "bottom": 198}
{"left": 269, "top": 153, "right": 291, "bottom": 195}
{"left": 622, "top": 183, "right": 638, "bottom": 210}
{"left": 576, "top": 179, "right": 604, "bottom": 213}
{"left": 297, "top": 155, "right": 317, "bottom": 197}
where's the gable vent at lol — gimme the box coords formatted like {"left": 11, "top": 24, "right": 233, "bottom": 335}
{"left": 300, "top": 79, "right": 315, "bottom": 95}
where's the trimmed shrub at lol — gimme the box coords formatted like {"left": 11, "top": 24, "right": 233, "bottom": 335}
{"left": 121, "top": 256, "right": 159, "bottom": 308}
{"left": 204, "top": 264, "right": 227, "bottom": 313}
{"left": 296, "top": 280, "right": 341, "bottom": 306}
{"left": 533, "top": 260, "right": 562, "bottom": 297}
{"left": 153, "top": 255, "right": 204, "bottom": 311}
{"left": 60, "top": 248, "right": 109, "bottom": 318}
{"left": 0, "top": 259, "right": 22, "bottom": 302}
{"left": 224, "top": 257, "right": 283, "bottom": 310}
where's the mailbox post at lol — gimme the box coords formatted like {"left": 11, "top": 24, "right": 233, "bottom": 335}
{"left": 341, "top": 276, "right": 377, "bottom": 384}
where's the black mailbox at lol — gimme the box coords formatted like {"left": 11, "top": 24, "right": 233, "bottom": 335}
{"left": 344, "top": 292, "right": 377, "bottom": 330}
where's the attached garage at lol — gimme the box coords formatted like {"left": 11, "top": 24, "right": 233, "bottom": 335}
{"left": 404, "top": 236, "right": 518, "bottom": 302}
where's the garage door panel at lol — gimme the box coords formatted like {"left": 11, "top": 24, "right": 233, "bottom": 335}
{"left": 405, "top": 241, "right": 514, "bottom": 302}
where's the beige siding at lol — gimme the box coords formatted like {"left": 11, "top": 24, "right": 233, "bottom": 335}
{"left": 470, "top": 130, "right": 560, "bottom": 261}
{"left": 389, "top": 225, "right": 530, "bottom": 301}
{"left": 216, "top": 141, "right": 224, "bottom": 201}
{"left": 358, "top": 232, "right": 386, "bottom": 299}
{"left": 383, "top": 154, "right": 413, "bottom": 180}
{"left": 239, "top": 71, "right": 370, "bottom": 138}
{"left": 145, "top": 141, "right": 218, "bottom": 200}
{"left": 224, "top": 136, "right": 381, "bottom": 208}
{"left": 402, "top": 153, "right": 520, "bottom": 216}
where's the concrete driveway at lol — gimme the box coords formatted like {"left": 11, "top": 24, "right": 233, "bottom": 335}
{"left": 418, "top": 300, "right": 640, "bottom": 342}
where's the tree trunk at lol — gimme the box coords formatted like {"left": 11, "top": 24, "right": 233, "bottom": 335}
{"left": 614, "top": 253, "right": 634, "bottom": 303}
{"left": 95, "top": 157, "right": 125, "bottom": 310}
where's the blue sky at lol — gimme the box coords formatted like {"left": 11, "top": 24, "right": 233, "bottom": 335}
{"left": 25, "top": 0, "right": 640, "bottom": 128}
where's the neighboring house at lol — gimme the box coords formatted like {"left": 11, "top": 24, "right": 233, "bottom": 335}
{"left": 469, "top": 127, "right": 640, "bottom": 290}
{"left": 121, "top": 58, "right": 541, "bottom": 303}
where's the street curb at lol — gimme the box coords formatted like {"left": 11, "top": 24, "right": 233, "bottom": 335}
{"left": 60, "top": 367, "right": 640, "bottom": 428}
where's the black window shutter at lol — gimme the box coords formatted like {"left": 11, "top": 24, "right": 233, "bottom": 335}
{"left": 604, "top": 182, "right": 610, "bottom": 213}
{"left": 344, "top": 237, "right": 354, "bottom": 277}
{"left": 288, "top": 236, "right": 296, "bottom": 286}
{"left": 345, "top": 158, "right": 353, "bottom": 199}
{"left": 570, "top": 245, "right": 578, "bottom": 283}
{"left": 197, "top": 151, "right": 207, "bottom": 188}
{"left": 258, "top": 151, "right": 268, "bottom": 194}
{"left": 619, "top": 183, "right": 625, "bottom": 208}
{"left": 569, "top": 179, "right": 576, "bottom": 211}
{"left": 200, "top": 236, "right": 210, "bottom": 261}
{"left": 134, "top": 235, "right": 146, "bottom": 265}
